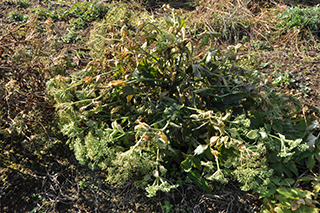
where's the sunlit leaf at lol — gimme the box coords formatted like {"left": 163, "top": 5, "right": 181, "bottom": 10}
{"left": 246, "top": 130, "right": 259, "bottom": 140}
{"left": 82, "top": 76, "right": 93, "bottom": 83}
{"left": 134, "top": 122, "right": 150, "bottom": 131}
{"left": 111, "top": 120, "right": 124, "bottom": 133}
{"left": 205, "top": 169, "right": 228, "bottom": 183}
{"left": 126, "top": 95, "right": 133, "bottom": 103}
{"left": 181, "top": 157, "right": 193, "bottom": 172}
{"left": 164, "top": 14, "right": 174, "bottom": 26}
{"left": 210, "top": 136, "right": 220, "bottom": 146}
{"left": 159, "top": 134, "right": 168, "bottom": 144}
{"left": 194, "top": 144, "right": 208, "bottom": 155}
{"left": 192, "top": 157, "right": 202, "bottom": 170}
{"left": 111, "top": 106, "right": 122, "bottom": 114}
{"left": 277, "top": 188, "right": 298, "bottom": 200}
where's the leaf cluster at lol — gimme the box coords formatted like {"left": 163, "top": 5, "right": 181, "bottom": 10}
{"left": 277, "top": 5, "right": 320, "bottom": 33}
{"left": 47, "top": 4, "right": 319, "bottom": 204}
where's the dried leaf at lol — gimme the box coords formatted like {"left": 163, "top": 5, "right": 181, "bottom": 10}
{"left": 159, "top": 134, "right": 168, "bottom": 144}
{"left": 82, "top": 76, "right": 92, "bottom": 83}
{"left": 108, "top": 80, "right": 124, "bottom": 88}
{"left": 210, "top": 136, "right": 220, "bottom": 146}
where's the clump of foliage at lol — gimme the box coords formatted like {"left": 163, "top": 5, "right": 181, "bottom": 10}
{"left": 47, "top": 4, "right": 318, "bottom": 204}
{"left": 262, "top": 186, "right": 319, "bottom": 212}
{"left": 14, "top": 0, "right": 30, "bottom": 8}
{"left": 251, "top": 39, "right": 273, "bottom": 51}
{"left": 31, "top": 1, "right": 109, "bottom": 44}
{"left": 33, "top": 1, "right": 108, "bottom": 24}
{"left": 66, "top": 1, "right": 108, "bottom": 23}
{"left": 8, "top": 11, "right": 28, "bottom": 23}
{"left": 277, "top": 5, "right": 320, "bottom": 33}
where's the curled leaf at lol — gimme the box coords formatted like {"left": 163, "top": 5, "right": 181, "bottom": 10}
{"left": 246, "top": 130, "right": 259, "bottom": 140}
{"left": 159, "top": 134, "right": 168, "bottom": 144}
{"left": 135, "top": 122, "right": 150, "bottom": 131}
{"left": 210, "top": 136, "right": 220, "bottom": 146}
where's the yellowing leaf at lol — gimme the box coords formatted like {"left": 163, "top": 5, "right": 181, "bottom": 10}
{"left": 111, "top": 106, "right": 122, "bottom": 114}
{"left": 121, "top": 47, "right": 130, "bottom": 57}
{"left": 159, "top": 134, "right": 168, "bottom": 144}
{"left": 291, "top": 201, "right": 299, "bottom": 211}
{"left": 134, "top": 122, "right": 150, "bottom": 131}
{"left": 221, "top": 136, "right": 229, "bottom": 144}
{"left": 82, "top": 76, "right": 92, "bottom": 83}
{"left": 126, "top": 94, "right": 133, "bottom": 103}
{"left": 211, "top": 149, "right": 219, "bottom": 157}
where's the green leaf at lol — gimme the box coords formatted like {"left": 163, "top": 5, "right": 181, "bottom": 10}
{"left": 272, "top": 121, "right": 283, "bottom": 134}
{"left": 271, "top": 161, "right": 293, "bottom": 177}
{"left": 299, "top": 176, "right": 314, "bottom": 182}
{"left": 297, "top": 151, "right": 312, "bottom": 163}
{"left": 307, "top": 154, "right": 315, "bottom": 170}
{"left": 192, "top": 64, "right": 204, "bottom": 78}
{"left": 246, "top": 130, "right": 259, "bottom": 140}
{"left": 277, "top": 188, "right": 298, "bottom": 199}
{"left": 205, "top": 31, "right": 222, "bottom": 39}
{"left": 279, "top": 178, "right": 295, "bottom": 187}
{"left": 199, "top": 34, "right": 209, "bottom": 49}
{"left": 273, "top": 207, "right": 286, "bottom": 213}
{"left": 286, "top": 161, "right": 298, "bottom": 176}
{"left": 260, "top": 182, "right": 277, "bottom": 198}
{"left": 122, "top": 85, "right": 135, "bottom": 95}
{"left": 187, "top": 171, "right": 211, "bottom": 193}
{"left": 194, "top": 144, "right": 208, "bottom": 155}
{"left": 193, "top": 88, "right": 210, "bottom": 94}
{"left": 315, "top": 150, "right": 320, "bottom": 161}
{"left": 192, "top": 157, "right": 202, "bottom": 170}
{"left": 222, "top": 93, "right": 247, "bottom": 105}
{"left": 181, "top": 157, "right": 193, "bottom": 172}
{"left": 164, "top": 14, "right": 174, "bottom": 26}
{"left": 271, "top": 178, "right": 281, "bottom": 185}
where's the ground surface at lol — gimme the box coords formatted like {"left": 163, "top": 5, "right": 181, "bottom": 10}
{"left": 0, "top": 0, "right": 320, "bottom": 212}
